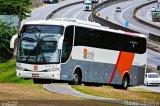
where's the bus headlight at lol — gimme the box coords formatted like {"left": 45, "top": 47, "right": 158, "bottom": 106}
{"left": 47, "top": 68, "right": 59, "bottom": 72}
{"left": 17, "top": 66, "right": 25, "bottom": 71}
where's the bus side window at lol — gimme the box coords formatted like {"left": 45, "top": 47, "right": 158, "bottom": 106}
{"left": 62, "top": 42, "right": 69, "bottom": 61}
{"left": 61, "top": 26, "right": 74, "bottom": 63}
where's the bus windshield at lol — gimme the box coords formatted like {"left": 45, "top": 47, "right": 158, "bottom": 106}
{"left": 17, "top": 25, "right": 64, "bottom": 64}
{"left": 85, "top": 3, "right": 91, "bottom": 5}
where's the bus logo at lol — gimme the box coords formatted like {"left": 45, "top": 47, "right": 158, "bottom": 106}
{"left": 34, "top": 65, "right": 38, "bottom": 70}
{"left": 83, "top": 49, "right": 94, "bottom": 60}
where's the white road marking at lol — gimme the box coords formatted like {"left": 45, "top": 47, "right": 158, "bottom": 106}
{"left": 74, "top": 10, "right": 82, "bottom": 19}
{"left": 87, "top": 13, "right": 91, "bottom": 21}
{"left": 148, "top": 56, "right": 160, "bottom": 63}
{"left": 61, "top": 5, "right": 82, "bottom": 18}
{"left": 147, "top": 9, "right": 152, "bottom": 21}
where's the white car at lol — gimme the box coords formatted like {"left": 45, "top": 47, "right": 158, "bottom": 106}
{"left": 144, "top": 73, "right": 160, "bottom": 86}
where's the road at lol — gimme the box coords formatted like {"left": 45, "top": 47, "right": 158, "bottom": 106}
{"left": 98, "top": 0, "right": 160, "bottom": 68}
{"left": 21, "top": 0, "right": 83, "bottom": 26}
{"left": 136, "top": 3, "right": 160, "bottom": 27}
{"left": 43, "top": 84, "right": 125, "bottom": 105}
{"left": 51, "top": 3, "right": 91, "bottom": 20}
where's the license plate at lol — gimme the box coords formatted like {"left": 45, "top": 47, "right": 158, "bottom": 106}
{"left": 32, "top": 73, "right": 39, "bottom": 77}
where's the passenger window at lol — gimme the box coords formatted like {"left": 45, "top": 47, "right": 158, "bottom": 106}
{"left": 61, "top": 26, "right": 74, "bottom": 63}
{"left": 62, "top": 42, "right": 69, "bottom": 61}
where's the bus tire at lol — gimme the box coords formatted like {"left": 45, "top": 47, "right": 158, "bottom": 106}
{"left": 73, "top": 69, "right": 82, "bottom": 85}
{"left": 122, "top": 74, "right": 130, "bottom": 90}
{"left": 33, "top": 79, "right": 51, "bottom": 84}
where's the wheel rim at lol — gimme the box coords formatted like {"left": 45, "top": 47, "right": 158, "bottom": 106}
{"left": 73, "top": 74, "right": 78, "bottom": 84}
{"left": 123, "top": 78, "right": 128, "bottom": 88}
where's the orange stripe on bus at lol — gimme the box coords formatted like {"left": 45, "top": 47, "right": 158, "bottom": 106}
{"left": 109, "top": 52, "right": 135, "bottom": 84}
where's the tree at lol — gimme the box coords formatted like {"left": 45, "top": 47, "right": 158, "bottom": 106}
{"left": 0, "top": 0, "right": 32, "bottom": 62}
{"left": 0, "top": 0, "right": 31, "bottom": 20}
{"left": 0, "top": 0, "right": 32, "bottom": 32}
{"left": 0, "top": 19, "right": 17, "bottom": 61}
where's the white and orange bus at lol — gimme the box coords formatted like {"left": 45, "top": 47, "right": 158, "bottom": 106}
{"left": 10, "top": 19, "right": 147, "bottom": 89}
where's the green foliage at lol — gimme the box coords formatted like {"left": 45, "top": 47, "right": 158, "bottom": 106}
{"left": 0, "top": 58, "right": 32, "bottom": 83}
{"left": 0, "top": 0, "right": 32, "bottom": 20}
{"left": 0, "top": 19, "right": 17, "bottom": 62}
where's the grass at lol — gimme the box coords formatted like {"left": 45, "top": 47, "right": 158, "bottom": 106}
{"left": 72, "top": 85, "right": 160, "bottom": 103}
{"left": 128, "top": 88, "right": 153, "bottom": 92}
{"left": 0, "top": 58, "right": 32, "bottom": 83}
{"left": 0, "top": 59, "right": 122, "bottom": 105}
{"left": 0, "top": 83, "right": 124, "bottom": 106}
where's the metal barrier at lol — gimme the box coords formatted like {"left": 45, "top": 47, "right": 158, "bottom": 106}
{"left": 92, "top": 0, "right": 139, "bottom": 33}
{"left": 133, "top": 1, "right": 160, "bottom": 30}
{"left": 133, "top": 1, "right": 160, "bottom": 46}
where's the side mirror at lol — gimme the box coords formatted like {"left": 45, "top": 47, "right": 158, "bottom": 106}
{"left": 10, "top": 34, "right": 18, "bottom": 49}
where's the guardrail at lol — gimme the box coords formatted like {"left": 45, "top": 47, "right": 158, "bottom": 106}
{"left": 92, "top": 0, "right": 139, "bottom": 33}
{"left": 46, "top": 1, "right": 83, "bottom": 20}
{"left": 133, "top": 1, "right": 160, "bottom": 47}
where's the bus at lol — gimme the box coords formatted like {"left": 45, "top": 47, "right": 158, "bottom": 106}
{"left": 83, "top": 0, "right": 93, "bottom": 11}
{"left": 10, "top": 19, "right": 147, "bottom": 89}
{"left": 151, "top": 8, "right": 160, "bottom": 22}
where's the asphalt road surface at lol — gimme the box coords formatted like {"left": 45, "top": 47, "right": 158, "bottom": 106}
{"left": 51, "top": 3, "right": 91, "bottom": 21}
{"left": 136, "top": 3, "right": 160, "bottom": 27}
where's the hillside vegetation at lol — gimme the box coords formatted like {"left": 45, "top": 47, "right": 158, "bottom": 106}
{"left": 0, "top": 58, "right": 32, "bottom": 83}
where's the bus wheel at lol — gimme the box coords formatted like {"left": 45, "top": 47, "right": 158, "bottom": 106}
{"left": 33, "top": 79, "right": 51, "bottom": 84}
{"left": 122, "top": 75, "right": 129, "bottom": 90}
{"left": 73, "top": 70, "right": 82, "bottom": 85}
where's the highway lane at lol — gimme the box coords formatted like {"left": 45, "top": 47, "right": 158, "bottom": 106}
{"left": 120, "top": 1, "right": 160, "bottom": 35}
{"left": 136, "top": 3, "right": 160, "bottom": 27}
{"left": 52, "top": 3, "right": 91, "bottom": 21}
{"left": 98, "top": 0, "right": 160, "bottom": 68}
{"left": 21, "top": 0, "right": 83, "bottom": 26}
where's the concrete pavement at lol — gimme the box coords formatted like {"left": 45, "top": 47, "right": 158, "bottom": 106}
{"left": 43, "top": 84, "right": 125, "bottom": 105}
{"left": 21, "top": 0, "right": 83, "bottom": 26}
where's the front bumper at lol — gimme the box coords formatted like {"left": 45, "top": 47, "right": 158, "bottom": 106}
{"left": 17, "top": 69, "right": 60, "bottom": 80}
